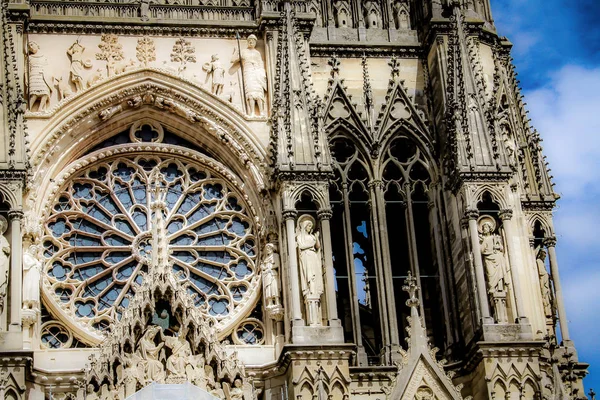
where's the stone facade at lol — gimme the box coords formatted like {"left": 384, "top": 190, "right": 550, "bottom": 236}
{"left": 0, "top": 0, "right": 589, "bottom": 399}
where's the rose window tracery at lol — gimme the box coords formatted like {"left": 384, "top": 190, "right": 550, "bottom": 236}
{"left": 42, "top": 151, "right": 258, "bottom": 339}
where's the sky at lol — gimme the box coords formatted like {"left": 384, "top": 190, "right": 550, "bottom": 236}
{"left": 491, "top": 0, "right": 600, "bottom": 395}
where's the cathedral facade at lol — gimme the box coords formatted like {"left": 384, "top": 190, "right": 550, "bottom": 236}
{"left": 0, "top": 0, "right": 589, "bottom": 399}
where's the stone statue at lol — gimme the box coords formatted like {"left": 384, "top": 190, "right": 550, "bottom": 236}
{"left": 137, "top": 325, "right": 165, "bottom": 383}
{"left": 67, "top": 41, "right": 93, "bottom": 92}
{"left": 203, "top": 54, "right": 226, "bottom": 96}
{"left": 478, "top": 217, "right": 508, "bottom": 323}
{"left": 478, "top": 217, "right": 507, "bottom": 294}
{"left": 186, "top": 354, "right": 207, "bottom": 389}
{"left": 0, "top": 216, "right": 9, "bottom": 313}
{"left": 296, "top": 215, "right": 324, "bottom": 327}
{"left": 23, "top": 244, "right": 42, "bottom": 310}
{"left": 536, "top": 246, "right": 553, "bottom": 319}
{"left": 27, "top": 41, "right": 52, "bottom": 111}
{"left": 231, "top": 34, "right": 267, "bottom": 116}
{"left": 164, "top": 327, "right": 192, "bottom": 378}
{"left": 261, "top": 243, "right": 281, "bottom": 308}
{"left": 209, "top": 381, "right": 225, "bottom": 399}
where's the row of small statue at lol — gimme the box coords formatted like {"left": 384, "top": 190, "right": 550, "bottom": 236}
{"left": 86, "top": 324, "right": 252, "bottom": 399}
{"left": 27, "top": 35, "right": 267, "bottom": 116}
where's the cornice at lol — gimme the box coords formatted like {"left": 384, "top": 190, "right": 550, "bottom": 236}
{"left": 309, "top": 42, "right": 423, "bottom": 58}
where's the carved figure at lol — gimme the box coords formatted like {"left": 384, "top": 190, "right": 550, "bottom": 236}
{"left": 23, "top": 244, "right": 42, "bottom": 310}
{"left": 209, "top": 381, "right": 225, "bottom": 399}
{"left": 536, "top": 246, "right": 553, "bottom": 319}
{"left": 203, "top": 54, "right": 226, "bottom": 96}
{"left": 296, "top": 215, "right": 324, "bottom": 326}
{"left": 98, "top": 104, "right": 123, "bottom": 121}
{"left": 87, "top": 68, "right": 105, "bottom": 88}
{"left": 53, "top": 77, "right": 73, "bottom": 102}
{"left": 230, "top": 378, "right": 244, "bottom": 399}
{"left": 0, "top": 216, "right": 9, "bottom": 311}
{"left": 186, "top": 354, "right": 207, "bottom": 389}
{"left": 137, "top": 325, "right": 165, "bottom": 383}
{"left": 86, "top": 384, "right": 99, "bottom": 400}
{"left": 27, "top": 41, "right": 52, "bottom": 111}
{"left": 478, "top": 218, "right": 507, "bottom": 294}
{"left": 231, "top": 35, "right": 267, "bottom": 116}
{"left": 261, "top": 243, "right": 281, "bottom": 308}
{"left": 139, "top": 0, "right": 154, "bottom": 20}
{"left": 164, "top": 327, "right": 192, "bottom": 377}
{"left": 67, "top": 41, "right": 93, "bottom": 92}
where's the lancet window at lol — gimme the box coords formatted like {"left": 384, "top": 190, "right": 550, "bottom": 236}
{"left": 41, "top": 126, "right": 259, "bottom": 342}
{"left": 381, "top": 135, "right": 447, "bottom": 352}
{"left": 329, "top": 131, "right": 450, "bottom": 365}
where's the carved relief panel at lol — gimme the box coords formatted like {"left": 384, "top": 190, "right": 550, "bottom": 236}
{"left": 25, "top": 34, "right": 268, "bottom": 118}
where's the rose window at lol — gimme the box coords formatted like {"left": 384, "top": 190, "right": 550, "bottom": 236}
{"left": 42, "top": 152, "right": 258, "bottom": 340}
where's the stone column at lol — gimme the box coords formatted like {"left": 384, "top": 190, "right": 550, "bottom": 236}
{"left": 465, "top": 209, "right": 493, "bottom": 324}
{"left": 283, "top": 209, "right": 303, "bottom": 325}
{"left": 544, "top": 237, "right": 570, "bottom": 342}
{"left": 317, "top": 208, "right": 340, "bottom": 326}
{"left": 8, "top": 210, "right": 23, "bottom": 332}
{"left": 499, "top": 209, "right": 528, "bottom": 324}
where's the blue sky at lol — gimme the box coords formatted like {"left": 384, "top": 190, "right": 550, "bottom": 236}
{"left": 492, "top": 0, "right": 600, "bottom": 394}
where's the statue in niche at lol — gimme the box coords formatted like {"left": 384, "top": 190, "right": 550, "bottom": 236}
{"left": 27, "top": 41, "right": 52, "bottom": 112}
{"left": 478, "top": 216, "right": 508, "bottom": 323}
{"left": 393, "top": 1, "right": 410, "bottom": 29}
{"left": 231, "top": 34, "right": 267, "bottom": 116}
{"left": 67, "top": 41, "right": 93, "bottom": 92}
{"left": 209, "top": 381, "right": 225, "bottom": 399}
{"left": 186, "top": 354, "right": 207, "bottom": 389}
{"left": 165, "top": 326, "right": 192, "bottom": 378}
{"left": 501, "top": 124, "right": 517, "bottom": 168}
{"left": 536, "top": 246, "right": 553, "bottom": 319}
{"left": 261, "top": 243, "right": 282, "bottom": 309}
{"left": 363, "top": 1, "right": 380, "bottom": 28}
{"left": 23, "top": 244, "right": 42, "bottom": 310}
{"left": 137, "top": 325, "right": 166, "bottom": 383}
{"left": 203, "top": 54, "right": 226, "bottom": 96}
{"left": 296, "top": 215, "right": 324, "bottom": 327}
{"left": 334, "top": 2, "right": 351, "bottom": 28}
{"left": 0, "top": 216, "right": 9, "bottom": 314}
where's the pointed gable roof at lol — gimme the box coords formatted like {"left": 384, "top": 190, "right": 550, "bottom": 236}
{"left": 388, "top": 274, "right": 467, "bottom": 400}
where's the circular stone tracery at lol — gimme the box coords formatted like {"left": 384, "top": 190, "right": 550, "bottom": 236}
{"left": 42, "top": 152, "right": 258, "bottom": 340}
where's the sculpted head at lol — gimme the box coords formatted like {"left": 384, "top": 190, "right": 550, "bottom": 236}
{"left": 27, "top": 41, "right": 40, "bottom": 54}
{"left": 481, "top": 221, "right": 493, "bottom": 234}
{"left": 247, "top": 34, "right": 257, "bottom": 49}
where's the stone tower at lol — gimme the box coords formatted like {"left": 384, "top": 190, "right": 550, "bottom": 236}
{"left": 0, "top": 0, "right": 588, "bottom": 399}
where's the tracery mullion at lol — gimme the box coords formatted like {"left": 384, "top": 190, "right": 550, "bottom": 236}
{"left": 72, "top": 214, "right": 135, "bottom": 243}
{"left": 367, "top": 182, "right": 392, "bottom": 362}
{"left": 371, "top": 178, "right": 401, "bottom": 353}
{"left": 173, "top": 257, "right": 229, "bottom": 286}
{"left": 340, "top": 180, "right": 366, "bottom": 357}
{"left": 171, "top": 258, "right": 229, "bottom": 293}
{"left": 87, "top": 177, "right": 142, "bottom": 233}
{"left": 403, "top": 181, "right": 426, "bottom": 313}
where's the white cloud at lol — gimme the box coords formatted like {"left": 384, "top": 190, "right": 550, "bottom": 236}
{"left": 526, "top": 65, "right": 600, "bottom": 197}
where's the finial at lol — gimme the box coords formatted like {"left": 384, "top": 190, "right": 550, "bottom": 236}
{"left": 402, "top": 272, "right": 419, "bottom": 309}
{"left": 589, "top": 388, "right": 596, "bottom": 400}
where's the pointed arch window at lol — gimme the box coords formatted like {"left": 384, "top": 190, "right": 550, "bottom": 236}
{"left": 381, "top": 135, "right": 447, "bottom": 352}
{"left": 329, "top": 134, "right": 384, "bottom": 364}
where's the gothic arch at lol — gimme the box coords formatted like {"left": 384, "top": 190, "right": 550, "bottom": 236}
{"left": 526, "top": 213, "right": 554, "bottom": 238}
{"left": 467, "top": 184, "right": 510, "bottom": 210}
